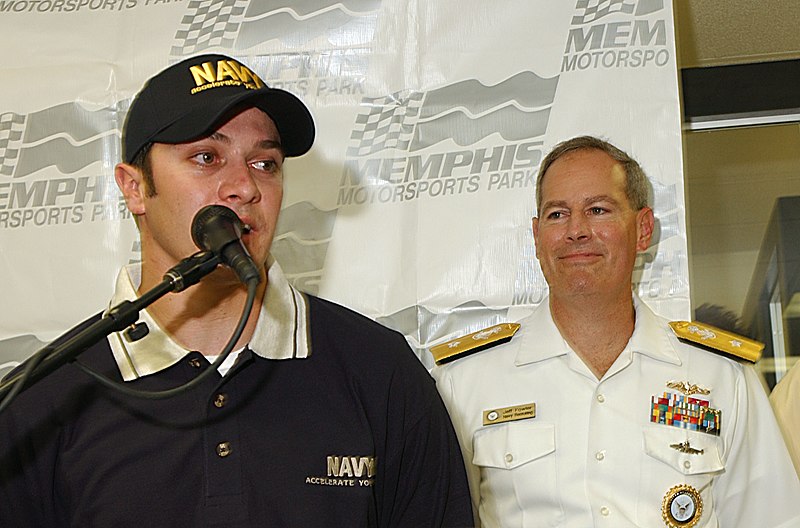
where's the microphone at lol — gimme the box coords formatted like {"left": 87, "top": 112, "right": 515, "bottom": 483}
{"left": 191, "top": 205, "right": 262, "bottom": 285}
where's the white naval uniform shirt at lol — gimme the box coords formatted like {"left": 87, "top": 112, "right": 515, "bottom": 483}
{"left": 433, "top": 295, "right": 800, "bottom": 528}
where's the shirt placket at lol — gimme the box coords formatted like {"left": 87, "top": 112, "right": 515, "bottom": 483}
{"left": 586, "top": 376, "right": 617, "bottom": 525}
{"left": 185, "top": 352, "right": 249, "bottom": 524}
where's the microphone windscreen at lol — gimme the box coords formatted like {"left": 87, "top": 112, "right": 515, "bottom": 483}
{"left": 191, "top": 205, "right": 241, "bottom": 251}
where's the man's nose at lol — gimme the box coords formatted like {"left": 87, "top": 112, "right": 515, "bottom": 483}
{"left": 217, "top": 161, "right": 261, "bottom": 204}
{"left": 566, "top": 214, "right": 590, "bottom": 241}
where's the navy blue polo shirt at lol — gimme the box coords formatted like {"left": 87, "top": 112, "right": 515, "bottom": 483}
{"left": 0, "top": 294, "right": 473, "bottom": 527}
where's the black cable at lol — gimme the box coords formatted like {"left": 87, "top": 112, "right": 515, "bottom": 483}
{"left": 0, "top": 251, "right": 231, "bottom": 409}
{"left": 71, "top": 278, "right": 258, "bottom": 400}
{"left": 0, "top": 346, "right": 48, "bottom": 414}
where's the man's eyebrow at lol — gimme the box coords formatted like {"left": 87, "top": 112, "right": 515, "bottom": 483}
{"left": 540, "top": 199, "right": 569, "bottom": 211}
{"left": 582, "top": 194, "right": 620, "bottom": 206}
{"left": 540, "top": 195, "right": 621, "bottom": 210}
{"left": 207, "top": 131, "right": 230, "bottom": 144}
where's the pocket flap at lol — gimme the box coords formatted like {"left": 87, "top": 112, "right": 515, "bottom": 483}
{"left": 642, "top": 426, "right": 724, "bottom": 475}
{"left": 472, "top": 421, "right": 555, "bottom": 470}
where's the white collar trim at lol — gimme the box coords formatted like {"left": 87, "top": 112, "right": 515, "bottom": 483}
{"left": 107, "top": 258, "right": 310, "bottom": 381}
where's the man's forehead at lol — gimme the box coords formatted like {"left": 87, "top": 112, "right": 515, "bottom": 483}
{"left": 543, "top": 151, "right": 624, "bottom": 187}
{"left": 551, "top": 147, "right": 617, "bottom": 170}
{"left": 542, "top": 193, "right": 623, "bottom": 210}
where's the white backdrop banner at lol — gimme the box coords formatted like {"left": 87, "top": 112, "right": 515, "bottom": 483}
{"left": 0, "top": 0, "right": 687, "bottom": 372}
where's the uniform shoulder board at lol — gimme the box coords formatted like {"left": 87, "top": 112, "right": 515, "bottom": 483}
{"left": 430, "top": 323, "right": 521, "bottom": 365}
{"left": 668, "top": 321, "right": 764, "bottom": 363}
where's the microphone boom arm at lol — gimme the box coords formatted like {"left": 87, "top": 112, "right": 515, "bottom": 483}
{"left": 0, "top": 251, "right": 221, "bottom": 410}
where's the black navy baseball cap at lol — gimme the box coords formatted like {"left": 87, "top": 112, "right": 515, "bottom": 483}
{"left": 122, "top": 54, "right": 315, "bottom": 163}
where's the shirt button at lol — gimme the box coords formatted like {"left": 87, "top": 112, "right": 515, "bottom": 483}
{"left": 600, "top": 506, "right": 610, "bottom": 516}
{"left": 596, "top": 394, "right": 605, "bottom": 403}
{"left": 504, "top": 453, "right": 513, "bottom": 464}
{"left": 683, "top": 460, "right": 692, "bottom": 470}
{"left": 595, "top": 450, "right": 605, "bottom": 461}
{"left": 216, "top": 442, "right": 232, "bottom": 457}
{"left": 188, "top": 358, "right": 202, "bottom": 368}
{"left": 213, "top": 393, "right": 228, "bottom": 408}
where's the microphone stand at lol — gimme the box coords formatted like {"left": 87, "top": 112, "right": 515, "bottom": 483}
{"left": 0, "top": 251, "right": 221, "bottom": 410}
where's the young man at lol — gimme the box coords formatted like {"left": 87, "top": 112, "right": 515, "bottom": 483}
{"left": 432, "top": 136, "right": 800, "bottom": 527}
{"left": 0, "top": 54, "right": 473, "bottom": 527}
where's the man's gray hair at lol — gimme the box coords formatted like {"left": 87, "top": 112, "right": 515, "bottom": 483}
{"left": 535, "top": 135, "right": 650, "bottom": 213}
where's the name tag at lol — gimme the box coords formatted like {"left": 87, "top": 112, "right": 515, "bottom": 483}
{"left": 483, "top": 403, "right": 536, "bottom": 426}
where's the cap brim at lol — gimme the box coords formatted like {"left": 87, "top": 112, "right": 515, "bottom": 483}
{"left": 150, "top": 88, "right": 315, "bottom": 158}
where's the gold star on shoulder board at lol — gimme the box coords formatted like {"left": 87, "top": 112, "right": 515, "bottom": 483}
{"left": 669, "top": 321, "right": 763, "bottom": 363}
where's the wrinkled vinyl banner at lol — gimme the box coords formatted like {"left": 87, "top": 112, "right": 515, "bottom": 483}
{"left": 0, "top": 0, "right": 687, "bottom": 374}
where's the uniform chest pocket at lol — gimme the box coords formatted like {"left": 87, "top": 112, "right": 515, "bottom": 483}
{"left": 639, "top": 427, "right": 724, "bottom": 528}
{"left": 472, "top": 422, "right": 563, "bottom": 525}
{"left": 642, "top": 426, "right": 724, "bottom": 475}
{"left": 473, "top": 421, "right": 555, "bottom": 469}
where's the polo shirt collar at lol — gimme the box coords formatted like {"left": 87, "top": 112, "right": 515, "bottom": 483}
{"left": 514, "top": 294, "right": 680, "bottom": 367}
{"left": 107, "top": 257, "right": 310, "bottom": 381}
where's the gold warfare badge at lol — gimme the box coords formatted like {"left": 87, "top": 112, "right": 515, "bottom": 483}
{"left": 661, "top": 484, "right": 703, "bottom": 528}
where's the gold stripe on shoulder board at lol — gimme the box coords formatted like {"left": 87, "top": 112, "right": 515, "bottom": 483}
{"left": 668, "top": 321, "right": 764, "bottom": 363}
{"left": 430, "top": 323, "right": 521, "bottom": 365}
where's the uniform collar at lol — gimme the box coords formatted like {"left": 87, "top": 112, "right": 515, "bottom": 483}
{"left": 107, "top": 257, "right": 310, "bottom": 381}
{"left": 514, "top": 294, "right": 681, "bottom": 367}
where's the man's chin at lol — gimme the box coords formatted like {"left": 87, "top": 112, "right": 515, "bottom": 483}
{"left": 551, "top": 273, "right": 600, "bottom": 296}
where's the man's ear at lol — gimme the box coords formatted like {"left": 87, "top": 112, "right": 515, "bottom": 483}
{"left": 114, "top": 163, "right": 146, "bottom": 215}
{"left": 636, "top": 207, "right": 655, "bottom": 251}
{"left": 532, "top": 217, "right": 540, "bottom": 258}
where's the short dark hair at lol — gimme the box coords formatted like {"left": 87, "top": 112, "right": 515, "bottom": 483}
{"left": 129, "top": 142, "right": 156, "bottom": 197}
{"left": 535, "top": 135, "right": 649, "bottom": 213}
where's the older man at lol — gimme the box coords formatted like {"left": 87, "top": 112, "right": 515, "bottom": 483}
{"left": 432, "top": 135, "right": 800, "bottom": 527}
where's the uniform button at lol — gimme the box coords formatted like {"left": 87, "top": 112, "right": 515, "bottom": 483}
{"left": 504, "top": 453, "right": 513, "bottom": 464}
{"left": 595, "top": 450, "right": 605, "bottom": 461}
{"left": 213, "top": 393, "right": 228, "bottom": 408}
{"left": 596, "top": 394, "right": 605, "bottom": 403}
{"left": 188, "top": 358, "right": 202, "bottom": 368}
{"left": 216, "top": 442, "right": 232, "bottom": 457}
{"left": 683, "top": 460, "right": 692, "bottom": 470}
{"left": 600, "top": 506, "right": 610, "bottom": 516}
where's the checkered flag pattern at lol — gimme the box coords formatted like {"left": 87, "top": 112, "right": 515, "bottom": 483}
{"left": 572, "top": 0, "right": 635, "bottom": 24}
{"left": 0, "top": 112, "right": 25, "bottom": 177}
{"left": 171, "top": 0, "right": 247, "bottom": 56}
{"left": 347, "top": 91, "right": 425, "bottom": 157}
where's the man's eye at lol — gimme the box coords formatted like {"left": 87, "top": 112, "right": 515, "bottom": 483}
{"left": 589, "top": 207, "right": 606, "bottom": 215}
{"left": 252, "top": 159, "right": 279, "bottom": 172}
{"left": 193, "top": 152, "right": 215, "bottom": 164}
{"left": 548, "top": 211, "right": 563, "bottom": 219}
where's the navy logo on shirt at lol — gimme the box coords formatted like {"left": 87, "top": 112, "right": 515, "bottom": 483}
{"left": 305, "top": 455, "right": 376, "bottom": 487}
